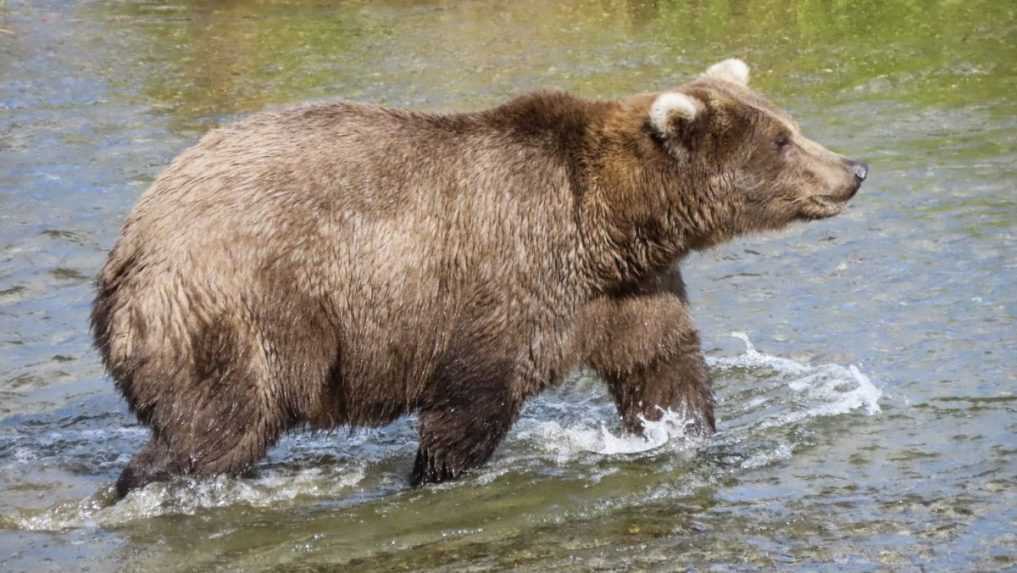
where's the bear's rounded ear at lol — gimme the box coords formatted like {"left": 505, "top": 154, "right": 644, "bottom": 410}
{"left": 649, "top": 92, "right": 703, "bottom": 137}
{"left": 704, "top": 58, "right": 750, "bottom": 86}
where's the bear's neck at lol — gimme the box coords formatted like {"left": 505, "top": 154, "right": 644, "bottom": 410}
{"left": 575, "top": 100, "right": 720, "bottom": 292}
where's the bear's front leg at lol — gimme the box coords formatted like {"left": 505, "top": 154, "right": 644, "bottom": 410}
{"left": 412, "top": 376, "right": 521, "bottom": 486}
{"left": 580, "top": 280, "right": 714, "bottom": 436}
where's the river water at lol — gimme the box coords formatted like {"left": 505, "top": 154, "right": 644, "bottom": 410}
{"left": 1, "top": 1, "right": 1015, "bottom": 571}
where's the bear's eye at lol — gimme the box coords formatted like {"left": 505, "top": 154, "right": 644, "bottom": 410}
{"left": 774, "top": 134, "right": 791, "bottom": 151}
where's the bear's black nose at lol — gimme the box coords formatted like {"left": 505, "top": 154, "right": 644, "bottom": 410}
{"left": 851, "top": 161, "right": 869, "bottom": 183}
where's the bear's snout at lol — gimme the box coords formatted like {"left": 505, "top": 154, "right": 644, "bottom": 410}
{"left": 850, "top": 160, "right": 869, "bottom": 184}
{"left": 843, "top": 160, "right": 869, "bottom": 200}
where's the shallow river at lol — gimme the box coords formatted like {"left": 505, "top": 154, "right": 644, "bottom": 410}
{"left": 1, "top": 1, "right": 1015, "bottom": 571}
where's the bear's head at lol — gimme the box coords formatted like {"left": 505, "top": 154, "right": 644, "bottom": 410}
{"left": 644, "top": 58, "right": 868, "bottom": 249}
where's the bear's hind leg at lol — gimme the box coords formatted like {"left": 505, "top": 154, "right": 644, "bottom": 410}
{"left": 165, "top": 366, "right": 291, "bottom": 484}
{"left": 114, "top": 322, "right": 293, "bottom": 499}
{"left": 115, "top": 390, "right": 289, "bottom": 499}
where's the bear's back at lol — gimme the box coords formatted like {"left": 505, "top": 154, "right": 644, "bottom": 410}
{"left": 96, "top": 96, "right": 594, "bottom": 381}
{"left": 123, "top": 98, "right": 583, "bottom": 270}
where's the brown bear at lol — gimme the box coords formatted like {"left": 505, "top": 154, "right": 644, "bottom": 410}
{"left": 92, "top": 58, "right": 867, "bottom": 498}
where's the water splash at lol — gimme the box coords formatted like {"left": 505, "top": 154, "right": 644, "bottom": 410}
{"left": 5, "top": 332, "right": 882, "bottom": 530}
{"left": 707, "top": 331, "right": 811, "bottom": 375}
{"left": 518, "top": 408, "right": 702, "bottom": 465}
{"left": 12, "top": 465, "right": 366, "bottom": 531}
{"left": 515, "top": 332, "right": 882, "bottom": 471}
{"left": 711, "top": 332, "right": 882, "bottom": 431}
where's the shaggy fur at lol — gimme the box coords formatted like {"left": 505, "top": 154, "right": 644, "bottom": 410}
{"left": 93, "top": 60, "right": 866, "bottom": 498}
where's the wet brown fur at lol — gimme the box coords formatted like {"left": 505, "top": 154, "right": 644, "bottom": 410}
{"left": 93, "top": 69, "right": 864, "bottom": 498}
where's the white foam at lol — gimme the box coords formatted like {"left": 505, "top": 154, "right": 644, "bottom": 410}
{"left": 759, "top": 364, "right": 881, "bottom": 429}
{"left": 740, "top": 442, "right": 793, "bottom": 469}
{"left": 519, "top": 408, "right": 701, "bottom": 465}
{"left": 13, "top": 447, "right": 38, "bottom": 463}
{"left": 712, "top": 332, "right": 882, "bottom": 431}
{"left": 707, "top": 332, "right": 811, "bottom": 375}
{"left": 14, "top": 465, "right": 366, "bottom": 531}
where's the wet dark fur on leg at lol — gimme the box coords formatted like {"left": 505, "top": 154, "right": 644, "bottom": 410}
{"left": 581, "top": 269, "right": 715, "bottom": 435}
{"left": 115, "top": 438, "right": 178, "bottom": 499}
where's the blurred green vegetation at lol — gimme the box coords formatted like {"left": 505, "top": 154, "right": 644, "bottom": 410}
{"left": 90, "top": 0, "right": 1016, "bottom": 131}
{"left": 96, "top": 1, "right": 374, "bottom": 128}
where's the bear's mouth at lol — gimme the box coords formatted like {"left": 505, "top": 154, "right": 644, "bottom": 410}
{"left": 797, "top": 194, "right": 849, "bottom": 220}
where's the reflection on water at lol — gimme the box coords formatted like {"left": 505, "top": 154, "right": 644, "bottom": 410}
{"left": 1, "top": 0, "right": 1015, "bottom": 571}
{"left": 90, "top": 0, "right": 1017, "bottom": 130}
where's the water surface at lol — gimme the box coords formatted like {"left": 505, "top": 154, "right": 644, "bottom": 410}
{"left": 1, "top": 0, "right": 1015, "bottom": 571}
